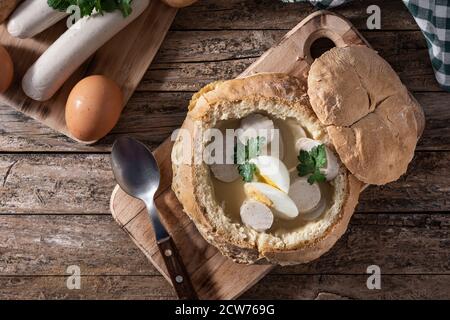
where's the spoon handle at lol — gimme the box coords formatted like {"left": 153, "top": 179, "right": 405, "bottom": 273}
{"left": 157, "top": 237, "right": 199, "bottom": 300}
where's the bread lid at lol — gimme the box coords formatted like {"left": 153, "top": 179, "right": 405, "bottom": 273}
{"left": 307, "top": 46, "right": 424, "bottom": 185}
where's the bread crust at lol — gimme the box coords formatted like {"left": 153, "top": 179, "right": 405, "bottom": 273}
{"left": 172, "top": 73, "right": 362, "bottom": 265}
{"left": 308, "top": 46, "right": 422, "bottom": 185}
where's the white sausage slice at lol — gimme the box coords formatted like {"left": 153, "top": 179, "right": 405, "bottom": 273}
{"left": 302, "top": 198, "right": 327, "bottom": 221}
{"left": 210, "top": 164, "right": 240, "bottom": 183}
{"left": 7, "top": 0, "right": 68, "bottom": 39}
{"left": 208, "top": 132, "right": 240, "bottom": 183}
{"left": 22, "top": 0, "right": 150, "bottom": 101}
{"left": 240, "top": 200, "right": 274, "bottom": 232}
{"left": 295, "top": 138, "right": 339, "bottom": 181}
{"left": 238, "top": 114, "right": 274, "bottom": 145}
{"left": 288, "top": 177, "right": 322, "bottom": 213}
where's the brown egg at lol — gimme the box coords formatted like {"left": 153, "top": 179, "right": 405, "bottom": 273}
{"left": 0, "top": 44, "right": 14, "bottom": 93}
{"left": 66, "top": 75, "right": 123, "bottom": 142}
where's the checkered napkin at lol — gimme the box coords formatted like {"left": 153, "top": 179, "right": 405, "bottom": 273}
{"left": 293, "top": 0, "right": 450, "bottom": 91}
{"left": 403, "top": 1, "right": 450, "bottom": 91}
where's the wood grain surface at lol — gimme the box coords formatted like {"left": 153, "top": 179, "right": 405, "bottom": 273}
{"left": 0, "top": 0, "right": 449, "bottom": 299}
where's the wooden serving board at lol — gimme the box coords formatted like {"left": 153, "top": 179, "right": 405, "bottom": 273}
{"left": 0, "top": 0, "right": 177, "bottom": 144}
{"left": 110, "top": 11, "right": 369, "bottom": 300}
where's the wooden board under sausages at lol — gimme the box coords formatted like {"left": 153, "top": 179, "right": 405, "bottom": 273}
{"left": 0, "top": 0, "right": 177, "bottom": 143}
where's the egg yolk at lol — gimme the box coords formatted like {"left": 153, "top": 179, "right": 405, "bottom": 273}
{"left": 244, "top": 185, "right": 273, "bottom": 207}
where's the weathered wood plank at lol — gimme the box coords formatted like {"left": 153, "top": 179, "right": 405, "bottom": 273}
{"left": 154, "top": 30, "right": 280, "bottom": 63}
{"left": 143, "top": 49, "right": 439, "bottom": 93}
{"left": 279, "top": 213, "right": 450, "bottom": 275}
{"left": 0, "top": 154, "right": 115, "bottom": 214}
{"left": 0, "top": 274, "right": 448, "bottom": 300}
{"left": 154, "top": 30, "right": 430, "bottom": 65}
{"left": 150, "top": 29, "right": 438, "bottom": 91}
{"left": 172, "top": 0, "right": 418, "bottom": 31}
{"left": 0, "top": 275, "right": 175, "bottom": 300}
{"left": 0, "top": 214, "right": 447, "bottom": 276}
{"left": 0, "top": 92, "right": 187, "bottom": 153}
{"left": 4, "top": 213, "right": 194, "bottom": 276}
{"left": 358, "top": 152, "right": 450, "bottom": 212}
{"left": 0, "top": 152, "right": 449, "bottom": 214}
{"left": 1, "top": 91, "right": 449, "bottom": 152}
{"left": 417, "top": 93, "right": 450, "bottom": 150}
{"left": 0, "top": 215, "right": 155, "bottom": 276}
{"left": 242, "top": 274, "right": 450, "bottom": 300}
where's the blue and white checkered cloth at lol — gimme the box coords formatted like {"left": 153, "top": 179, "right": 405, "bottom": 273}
{"left": 288, "top": 0, "right": 450, "bottom": 91}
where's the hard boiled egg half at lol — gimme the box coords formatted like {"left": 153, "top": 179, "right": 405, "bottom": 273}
{"left": 243, "top": 155, "right": 298, "bottom": 220}
{"left": 249, "top": 155, "right": 290, "bottom": 193}
{"left": 244, "top": 182, "right": 298, "bottom": 220}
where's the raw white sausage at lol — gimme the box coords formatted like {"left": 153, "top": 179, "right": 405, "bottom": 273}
{"left": 22, "top": 0, "right": 150, "bottom": 101}
{"left": 7, "top": 0, "right": 68, "bottom": 39}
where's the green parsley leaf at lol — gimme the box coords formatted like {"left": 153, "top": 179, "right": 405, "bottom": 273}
{"left": 238, "top": 162, "right": 257, "bottom": 183}
{"left": 312, "top": 144, "right": 327, "bottom": 168}
{"left": 47, "top": 0, "right": 71, "bottom": 11}
{"left": 297, "top": 144, "right": 327, "bottom": 185}
{"left": 247, "top": 136, "right": 264, "bottom": 160}
{"left": 297, "top": 149, "right": 315, "bottom": 176}
{"left": 234, "top": 136, "right": 264, "bottom": 182}
{"left": 308, "top": 169, "right": 327, "bottom": 184}
{"left": 48, "top": 0, "right": 133, "bottom": 18}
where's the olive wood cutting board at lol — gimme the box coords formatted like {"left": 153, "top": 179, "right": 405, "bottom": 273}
{"left": 0, "top": 0, "right": 177, "bottom": 143}
{"left": 110, "top": 11, "right": 376, "bottom": 300}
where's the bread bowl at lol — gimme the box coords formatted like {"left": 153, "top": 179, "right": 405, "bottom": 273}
{"left": 171, "top": 47, "right": 423, "bottom": 265}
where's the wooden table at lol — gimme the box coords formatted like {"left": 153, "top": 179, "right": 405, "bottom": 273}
{"left": 0, "top": 0, "right": 449, "bottom": 299}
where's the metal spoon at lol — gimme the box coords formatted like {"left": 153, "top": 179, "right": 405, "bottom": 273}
{"left": 111, "top": 136, "right": 198, "bottom": 300}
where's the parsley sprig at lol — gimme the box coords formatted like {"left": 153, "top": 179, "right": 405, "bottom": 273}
{"left": 234, "top": 137, "right": 264, "bottom": 182}
{"left": 297, "top": 144, "right": 327, "bottom": 185}
{"left": 48, "top": 0, "right": 133, "bottom": 18}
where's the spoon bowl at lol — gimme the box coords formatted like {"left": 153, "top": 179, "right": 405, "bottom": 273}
{"left": 111, "top": 136, "right": 160, "bottom": 202}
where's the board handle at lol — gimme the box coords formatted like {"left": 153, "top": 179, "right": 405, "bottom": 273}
{"left": 240, "top": 11, "right": 369, "bottom": 79}
{"left": 300, "top": 11, "right": 370, "bottom": 65}
{"left": 157, "top": 237, "right": 199, "bottom": 300}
